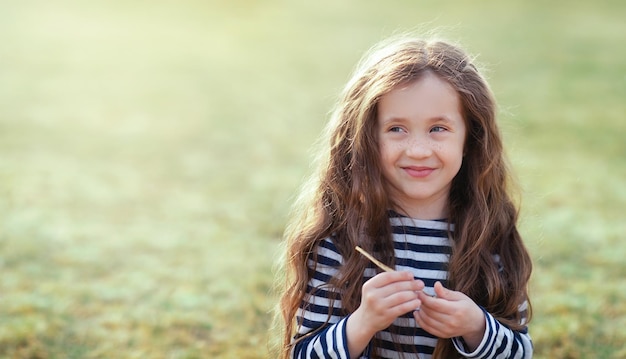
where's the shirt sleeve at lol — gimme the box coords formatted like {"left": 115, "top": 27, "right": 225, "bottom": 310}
{"left": 451, "top": 300, "right": 533, "bottom": 359}
{"left": 291, "top": 238, "right": 352, "bottom": 359}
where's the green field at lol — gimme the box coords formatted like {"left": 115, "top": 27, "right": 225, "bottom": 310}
{"left": 1, "top": 0, "right": 625, "bottom": 358}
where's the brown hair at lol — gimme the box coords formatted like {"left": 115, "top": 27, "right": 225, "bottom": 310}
{"left": 276, "top": 36, "right": 532, "bottom": 359}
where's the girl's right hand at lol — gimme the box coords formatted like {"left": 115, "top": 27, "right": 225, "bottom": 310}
{"left": 346, "top": 271, "right": 424, "bottom": 358}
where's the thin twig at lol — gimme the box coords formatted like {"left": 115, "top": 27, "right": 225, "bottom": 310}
{"left": 355, "top": 246, "right": 394, "bottom": 272}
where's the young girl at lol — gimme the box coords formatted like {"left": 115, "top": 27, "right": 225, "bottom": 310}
{"left": 277, "top": 36, "right": 533, "bottom": 359}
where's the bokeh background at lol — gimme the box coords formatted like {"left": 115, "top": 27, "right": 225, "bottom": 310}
{"left": 1, "top": 0, "right": 625, "bottom": 358}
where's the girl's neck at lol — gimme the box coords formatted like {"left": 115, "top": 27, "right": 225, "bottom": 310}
{"left": 391, "top": 200, "right": 448, "bottom": 221}
{"left": 386, "top": 186, "right": 450, "bottom": 221}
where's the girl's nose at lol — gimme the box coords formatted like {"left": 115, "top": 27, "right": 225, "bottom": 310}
{"left": 405, "top": 138, "right": 433, "bottom": 158}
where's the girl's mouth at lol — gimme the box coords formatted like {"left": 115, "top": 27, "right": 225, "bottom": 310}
{"left": 403, "top": 166, "right": 434, "bottom": 178}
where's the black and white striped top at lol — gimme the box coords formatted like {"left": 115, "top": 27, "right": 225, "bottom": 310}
{"left": 292, "top": 213, "right": 532, "bottom": 358}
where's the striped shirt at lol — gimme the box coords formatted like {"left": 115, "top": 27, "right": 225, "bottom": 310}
{"left": 292, "top": 214, "right": 532, "bottom": 358}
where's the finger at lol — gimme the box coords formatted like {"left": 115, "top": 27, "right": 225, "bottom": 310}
{"left": 365, "top": 272, "right": 423, "bottom": 298}
{"left": 414, "top": 279, "right": 426, "bottom": 291}
{"left": 433, "top": 281, "right": 447, "bottom": 298}
{"left": 367, "top": 271, "right": 415, "bottom": 288}
{"left": 417, "top": 290, "right": 439, "bottom": 307}
{"left": 384, "top": 288, "right": 419, "bottom": 306}
{"left": 416, "top": 304, "right": 450, "bottom": 327}
{"left": 433, "top": 281, "right": 463, "bottom": 301}
{"left": 417, "top": 290, "right": 451, "bottom": 314}
{"left": 414, "top": 309, "right": 440, "bottom": 335}
{"left": 377, "top": 279, "right": 424, "bottom": 298}
{"left": 388, "top": 296, "right": 422, "bottom": 317}
{"left": 413, "top": 309, "right": 451, "bottom": 338}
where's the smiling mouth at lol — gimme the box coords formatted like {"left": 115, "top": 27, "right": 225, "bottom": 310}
{"left": 403, "top": 166, "right": 435, "bottom": 178}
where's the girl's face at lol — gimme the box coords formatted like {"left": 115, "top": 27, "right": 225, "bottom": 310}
{"left": 377, "top": 72, "right": 466, "bottom": 220}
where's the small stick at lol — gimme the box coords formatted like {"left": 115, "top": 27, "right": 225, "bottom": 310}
{"left": 355, "top": 246, "right": 394, "bottom": 272}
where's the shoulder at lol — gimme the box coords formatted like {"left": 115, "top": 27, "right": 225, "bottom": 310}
{"left": 311, "top": 237, "right": 344, "bottom": 268}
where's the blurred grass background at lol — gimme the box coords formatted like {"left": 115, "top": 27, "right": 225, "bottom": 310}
{"left": 0, "top": 0, "right": 624, "bottom": 358}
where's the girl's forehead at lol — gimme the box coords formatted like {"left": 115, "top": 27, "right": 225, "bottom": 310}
{"left": 377, "top": 74, "right": 462, "bottom": 121}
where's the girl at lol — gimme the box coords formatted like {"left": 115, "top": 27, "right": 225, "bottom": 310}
{"left": 277, "top": 36, "right": 533, "bottom": 359}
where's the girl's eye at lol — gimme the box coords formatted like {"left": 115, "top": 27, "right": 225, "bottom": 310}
{"left": 430, "top": 126, "right": 447, "bottom": 133}
{"left": 389, "top": 126, "right": 404, "bottom": 133}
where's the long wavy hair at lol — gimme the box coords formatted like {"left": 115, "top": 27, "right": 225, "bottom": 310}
{"left": 276, "top": 36, "right": 532, "bottom": 359}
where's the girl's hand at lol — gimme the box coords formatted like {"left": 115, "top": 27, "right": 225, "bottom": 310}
{"left": 346, "top": 271, "right": 424, "bottom": 358}
{"left": 413, "top": 281, "right": 486, "bottom": 351}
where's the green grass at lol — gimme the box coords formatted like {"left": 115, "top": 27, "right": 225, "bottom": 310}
{"left": 0, "top": 0, "right": 625, "bottom": 358}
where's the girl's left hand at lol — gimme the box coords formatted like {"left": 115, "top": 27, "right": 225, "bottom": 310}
{"left": 413, "top": 281, "right": 486, "bottom": 351}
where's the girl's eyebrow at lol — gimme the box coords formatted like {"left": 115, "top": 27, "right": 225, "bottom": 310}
{"left": 434, "top": 115, "right": 453, "bottom": 123}
{"left": 379, "top": 115, "right": 457, "bottom": 126}
{"left": 378, "top": 115, "right": 406, "bottom": 123}
{"left": 425, "top": 115, "right": 455, "bottom": 125}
